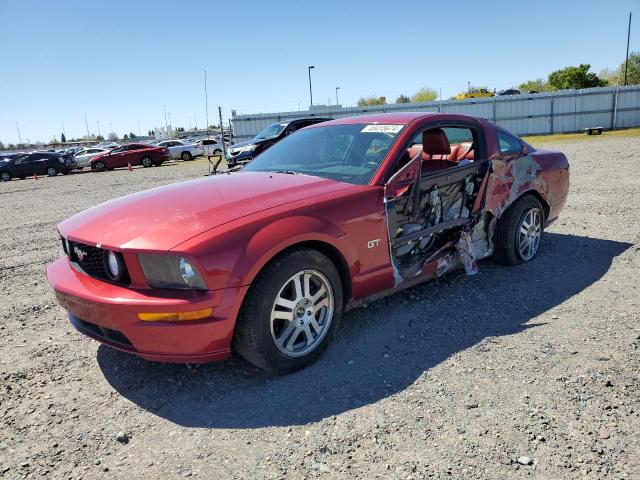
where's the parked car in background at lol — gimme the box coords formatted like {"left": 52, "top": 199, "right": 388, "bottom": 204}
{"left": 226, "top": 117, "right": 331, "bottom": 166}
{"left": 1, "top": 151, "right": 75, "bottom": 181}
{"left": 199, "top": 138, "right": 224, "bottom": 157}
{"left": 90, "top": 143, "right": 170, "bottom": 171}
{"left": 455, "top": 89, "right": 495, "bottom": 100}
{"left": 73, "top": 148, "right": 110, "bottom": 168}
{"left": 156, "top": 139, "right": 204, "bottom": 161}
{"left": 47, "top": 112, "right": 569, "bottom": 373}
{"left": 498, "top": 88, "right": 521, "bottom": 96}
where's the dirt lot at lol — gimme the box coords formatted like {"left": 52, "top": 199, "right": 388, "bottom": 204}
{"left": 1, "top": 138, "right": 639, "bottom": 479}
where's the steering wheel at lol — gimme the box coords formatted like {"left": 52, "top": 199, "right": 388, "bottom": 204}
{"left": 363, "top": 161, "right": 379, "bottom": 169}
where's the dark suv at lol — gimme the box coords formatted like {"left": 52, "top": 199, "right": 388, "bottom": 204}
{"left": 226, "top": 117, "right": 331, "bottom": 166}
{"left": 0, "top": 152, "right": 76, "bottom": 181}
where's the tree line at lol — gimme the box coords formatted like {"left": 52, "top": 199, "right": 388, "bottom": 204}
{"left": 357, "top": 54, "right": 640, "bottom": 106}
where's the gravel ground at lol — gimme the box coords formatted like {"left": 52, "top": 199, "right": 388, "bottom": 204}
{"left": 1, "top": 138, "right": 639, "bottom": 479}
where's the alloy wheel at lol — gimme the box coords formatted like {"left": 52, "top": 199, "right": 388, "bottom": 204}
{"left": 47, "top": 167, "right": 57, "bottom": 177}
{"left": 270, "top": 269, "right": 334, "bottom": 358}
{"left": 517, "top": 207, "right": 542, "bottom": 261}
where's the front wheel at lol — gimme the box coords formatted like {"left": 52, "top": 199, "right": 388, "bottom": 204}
{"left": 181, "top": 151, "right": 193, "bottom": 161}
{"left": 234, "top": 248, "right": 343, "bottom": 374}
{"left": 94, "top": 161, "right": 106, "bottom": 172}
{"left": 141, "top": 156, "right": 153, "bottom": 168}
{"left": 46, "top": 167, "right": 58, "bottom": 177}
{"left": 493, "top": 195, "right": 544, "bottom": 265}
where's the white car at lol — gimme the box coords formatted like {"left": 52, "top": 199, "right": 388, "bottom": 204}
{"left": 156, "top": 140, "right": 204, "bottom": 161}
{"left": 199, "top": 138, "right": 225, "bottom": 157}
{"left": 73, "top": 148, "right": 110, "bottom": 168}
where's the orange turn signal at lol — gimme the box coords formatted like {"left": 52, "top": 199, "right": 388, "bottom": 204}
{"left": 137, "top": 308, "right": 213, "bottom": 322}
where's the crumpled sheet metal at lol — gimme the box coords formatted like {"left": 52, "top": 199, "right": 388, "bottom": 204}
{"left": 455, "top": 230, "right": 478, "bottom": 275}
{"left": 486, "top": 155, "right": 550, "bottom": 219}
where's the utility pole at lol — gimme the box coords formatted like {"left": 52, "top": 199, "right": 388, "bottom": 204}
{"left": 335, "top": 86, "right": 340, "bottom": 106}
{"left": 218, "top": 106, "right": 227, "bottom": 158}
{"left": 204, "top": 70, "right": 209, "bottom": 132}
{"left": 96, "top": 121, "right": 101, "bottom": 137}
{"left": 16, "top": 122, "right": 22, "bottom": 144}
{"left": 84, "top": 113, "right": 90, "bottom": 138}
{"left": 308, "top": 66, "right": 315, "bottom": 107}
{"left": 164, "top": 105, "right": 169, "bottom": 138}
{"left": 624, "top": 12, "right": 632, "bottom": 86}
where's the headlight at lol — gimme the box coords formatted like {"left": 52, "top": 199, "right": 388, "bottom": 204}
{"left": 241, "top": 144, "right": 257, "bottom": 153}
{"left": 105, "top": 250, "right": 125, "bottom": 281}
{"left": 138, "top": 254, "right": 207, "bottom": 290}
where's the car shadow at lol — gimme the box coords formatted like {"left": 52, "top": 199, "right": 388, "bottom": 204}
{"left": 97, "top": 232, "right": 631, "bottom": 428}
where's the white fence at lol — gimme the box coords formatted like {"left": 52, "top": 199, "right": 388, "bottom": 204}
{"left": 230, "top": 85, "right": 640, "bottom": 141}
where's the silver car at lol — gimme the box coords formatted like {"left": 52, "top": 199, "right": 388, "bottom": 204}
{"left": 156, "top": 140, "right": 204, "bottom": 161}
{"left": 73, "top": 148, "right": 110, "bottom": 168}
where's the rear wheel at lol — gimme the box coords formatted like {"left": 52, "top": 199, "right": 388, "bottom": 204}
{"left": 1, "top": 172, "right": 11, "bottom": 182}
{"left": 94, "top": 161, "right": 106, "bottom": 172}
{"left": 493, "top": 195, "right": 544, "bottom": 265}
{"left": 181, "top": 151, "right": 193, "bottom": 161}
{"left": 46, "top": 167, "right": 58, "bottom": 177}
{"left": 141, "top": 156, "right": 153, "bottom": 168}
{"left": 234, "top": 248, "right": 342, "bottom": 373}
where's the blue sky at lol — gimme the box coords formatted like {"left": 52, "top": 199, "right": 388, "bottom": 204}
{"left": 0, "top": 0, "right": 637, "bottom": 144}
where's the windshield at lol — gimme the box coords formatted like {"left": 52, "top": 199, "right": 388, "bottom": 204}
{"left": 254, "top": 122, "right": 287, "bottom": 140}
{"left": 243, "top": 123, "right": 404, "bottom": 185}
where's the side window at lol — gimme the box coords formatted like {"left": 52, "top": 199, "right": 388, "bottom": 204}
{"left": 497, "top": 131, "right": 523, "bottom": 154}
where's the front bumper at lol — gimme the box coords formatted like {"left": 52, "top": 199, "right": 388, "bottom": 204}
{"left": 46, "top": 257, "right": 248, "bottom": 363}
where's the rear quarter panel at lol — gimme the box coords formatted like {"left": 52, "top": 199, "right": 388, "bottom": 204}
{"left": 483, "top": 124, "right": 569, "bottom": 223}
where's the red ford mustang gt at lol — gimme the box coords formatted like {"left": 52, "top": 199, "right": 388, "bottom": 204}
{"left": 47, "top": 113, "right": 569, "bottom": 373}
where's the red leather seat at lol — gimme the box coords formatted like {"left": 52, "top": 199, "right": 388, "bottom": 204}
{"left": 421, "top": 128, "right": 458, "bottom": 173}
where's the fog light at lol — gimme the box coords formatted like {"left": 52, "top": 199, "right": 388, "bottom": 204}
{"left": 105, "top": 251, "right": 124, "bottom": 281}
{"left": 137, "top": 308, "right": 213, "bottom": 322}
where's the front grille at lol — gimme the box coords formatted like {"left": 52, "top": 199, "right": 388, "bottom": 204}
{"left": 68, "top": 240, "right": 130, "bottom": 284}
{"left": 72, "top": 316, "right": 134, "bottom": 348}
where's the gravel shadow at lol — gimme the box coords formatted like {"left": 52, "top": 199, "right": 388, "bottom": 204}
{"left": 97, "top": 232, "right": 631, "bottom": 428}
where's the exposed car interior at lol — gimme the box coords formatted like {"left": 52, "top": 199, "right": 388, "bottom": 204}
{"left": 386, "top": 125, "right": 489, "bottom": 280}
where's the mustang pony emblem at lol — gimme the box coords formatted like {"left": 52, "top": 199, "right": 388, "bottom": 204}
{"left": 73, "top": 245, "right": 88, "bottom": 262}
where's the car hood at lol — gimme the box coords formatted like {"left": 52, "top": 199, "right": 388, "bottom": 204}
{"left": 230, "top": 138, "right": 271, "bottom": 149}
{"left": 57, "top": 171, "right": 353, "bottom": 251}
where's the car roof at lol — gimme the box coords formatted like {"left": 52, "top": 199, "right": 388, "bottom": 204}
{"left": 309, "top": 112, "right": 492, "bottom": 128}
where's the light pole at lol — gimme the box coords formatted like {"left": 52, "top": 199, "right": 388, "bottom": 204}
{"left": 335, "top": 87, "right": 340, "bottom": 106}
{"left": 96, "top": 121, "right": 101, "bottom": 137}
{"left": 467, "top": 81, "right": 471, "bottom": 92}
{"left": 308, "top": 66, "right": 315, "bottom": 107}
{"left": 204, "top": 70, "right": 209, "bottom": 132}
{"left": 168, "top": 112, "right": 172, "bottom": 138}
{"left": 84, "top": 113, "right": 90, "bottom": 138}
{"left": 164, "top": 105, "right": 169, "bottom": 138}
{"left": 624, "top": 12, "right": 632, "bottom": 86}
{"left": 16, "top": 122, "right": 22, "bottom": 144}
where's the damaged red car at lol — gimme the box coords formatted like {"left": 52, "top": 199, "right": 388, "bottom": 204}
{"left": 47, "top": 113, "right": 569, "bottom": 373}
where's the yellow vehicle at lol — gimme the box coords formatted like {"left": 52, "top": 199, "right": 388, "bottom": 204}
{"left": 455, "top": 89, "right": 495, "bottom": 100}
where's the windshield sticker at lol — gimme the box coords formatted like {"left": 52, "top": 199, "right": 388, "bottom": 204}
{"left": 361, "top": 124, "right": 404, "bottom": 134}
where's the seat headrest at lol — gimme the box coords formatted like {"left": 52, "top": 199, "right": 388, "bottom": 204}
{"left": 422, "top": 128, "right": 451, "bottom": 156}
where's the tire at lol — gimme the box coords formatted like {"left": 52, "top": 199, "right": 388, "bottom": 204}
{"left": 94, "top": 161, "right": 106, "bottom": 172}
{"left": 181, "top": 151, "right": 193, "bottom": 161}
{"left": 141, "top": 156, "right": 153, "bottom": 168}
{"left": 1, "top": 171, "right": 12, "bottom": 182}
{"left": 234, "top": 248, "right": 343, "bottom": 374}
{"left": 493, "top": 194, "right": 544, "bottom": 265}
{"left": 46, "top": 167, "right": 58, "bottom": 177}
